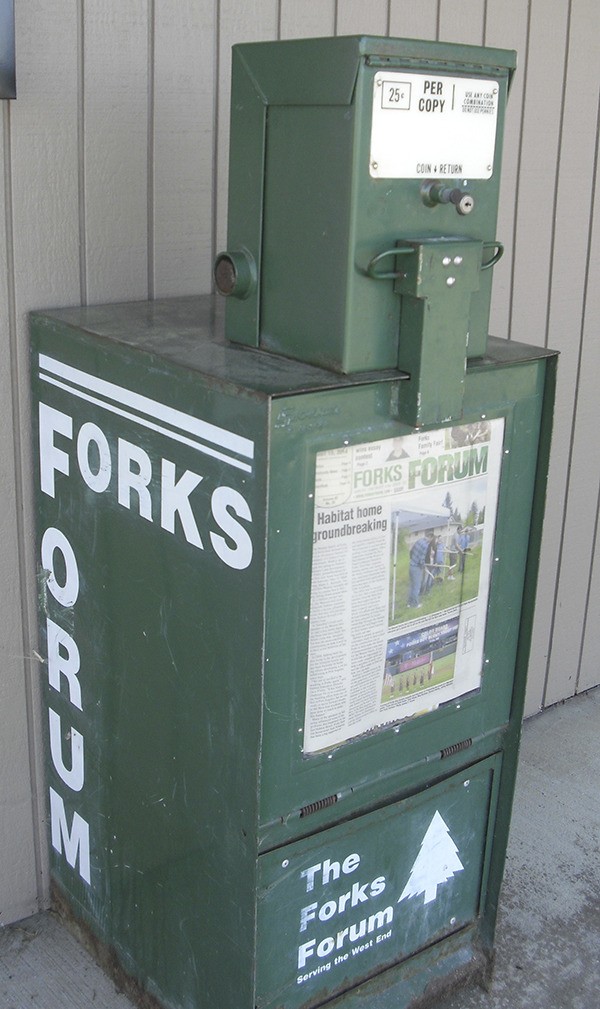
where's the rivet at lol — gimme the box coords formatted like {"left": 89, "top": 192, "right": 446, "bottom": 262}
{"left": 371, "top": 161, "right": 378, "bottom": 170}
{"left": 453, "top": 256, "right": 463, "bottom": 265}
{"left": 442, "top": 256, "right": 452, "bottom": 266}
{"left": 446, "top": 277, "right": 456, "bottom": 286}
{"left": 282, "top": 859, "right": 289, "bottom": 868}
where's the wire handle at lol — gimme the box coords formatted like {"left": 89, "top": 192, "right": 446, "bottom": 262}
{"left": 367, "top": 240, "right": 504, "bottom": 279}
{"left": 366, "top": 246, "right": 415, "bottom": 280}
{"left": 481, "top": 241, "right": 504, "bottom": 270}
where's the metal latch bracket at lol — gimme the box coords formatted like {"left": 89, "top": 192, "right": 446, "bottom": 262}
{"left": 391, "top": 237, "right": 483, "bottom": 427}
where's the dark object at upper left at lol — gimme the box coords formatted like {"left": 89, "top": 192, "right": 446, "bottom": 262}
{"left": 0, "top": 0, "right": 15, "bottom": 99}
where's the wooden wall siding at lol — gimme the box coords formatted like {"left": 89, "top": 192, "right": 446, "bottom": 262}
{"left": 0, "top": 102, "right": 41, "bottom": 927}
{"left": 82, "top": 3, "right": 149, "bottom": 304}
{"left": 576, "top": 111, "right": 600, "bottom": 694}
{"left": 529, "top": 1, "right": 600, "bottom": 708}
{"left": 0, "top": 0, "right": 598, "bottom": 924}
{"left": 152, "top": 3, "right": 217, "bottom": 297}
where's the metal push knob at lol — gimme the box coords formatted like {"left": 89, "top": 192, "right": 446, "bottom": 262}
{"left": 421, "top": 182, "right": 475, "bottom": 216}
{"left": 214, "top": 250, "right": 256, "bottom": 299}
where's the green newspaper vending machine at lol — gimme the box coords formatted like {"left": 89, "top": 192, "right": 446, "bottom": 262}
{"left": 31, "top": 36, "right": 556, "bottom": 1009}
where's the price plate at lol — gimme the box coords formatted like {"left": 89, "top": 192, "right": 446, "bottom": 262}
{"left": 370, "top": 71, "right": 499, "bottom": 180}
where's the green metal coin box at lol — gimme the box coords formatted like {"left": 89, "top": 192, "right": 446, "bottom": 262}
{"left": 31, "top": 296, "right": 556, "bottom": 1009}
{"left": 218, "top": 35, "right": 516, "bottom": 403}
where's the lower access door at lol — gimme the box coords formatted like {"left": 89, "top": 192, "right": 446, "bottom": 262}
{"left": 256, "top": 756, "right": 499, "bottom": 1009}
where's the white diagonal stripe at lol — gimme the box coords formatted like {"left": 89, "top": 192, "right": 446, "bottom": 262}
{"left": 39, "top": 354, "right": 254, "bottom": 472}
{"left": 39, "top": 375, "right": 253, "bottom": 473}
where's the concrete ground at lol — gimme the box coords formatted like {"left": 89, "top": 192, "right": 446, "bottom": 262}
{"left": 1, "top": 688, "right": 598, "bottom": 1009}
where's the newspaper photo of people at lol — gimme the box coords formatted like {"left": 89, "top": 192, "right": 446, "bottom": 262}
{"left": 303, "top": 419, "right": 505, "bottom": 754}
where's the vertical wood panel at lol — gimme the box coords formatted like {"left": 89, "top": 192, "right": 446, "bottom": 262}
{"left": 485, "top": 0, "right": 529, "bottom": 341}
{"left": 501, "top": 0, "right": 568, "bottom": 712}
{"left": 485, "top": 0, "right": 547, "bottom": 710}
{"left": 509, "top": 0, "right": 568, "bottom": 346}
{"left": 214, "top": 0, "right": 279, "bottom": 255}
{"left": 576, "top": 105, "right": 600, "bottom": 693}
{"left": 538, "top": 1, "right": 600, "bottom": 707}
{"left": 438, "top": 0, "right": 484, "bottom": 45}
{"left": 0, "top": 103, "right": 40, "bottom": 928}
{"left": 580, "top": 520, "right": 600, "bottom": 691}
{"left": 518, "top": 1, "right": 595, "bottom": 713}
{"left": 389, "top": 0, "right": 438, "bottom": 40}
{"left": 568, "top": 151, "right": 600, "bottom": 693}
{"left": 152, "top": 1, "right": 216, "bottom": 296}
{"left": 3, "top": 0, "right": 83, "bottom": 926}
{"left": 83, "top": 0, "right": 149, "bottom": 303}
{"left": 578, "top": 153, "right": 600, "bottom": 689}
{"left": 335, "top": 0, "right": 389, "bottom": 36}
{"left": 10, "top": 8, "right": 80, "bottom": 308}
{"left": 279, "top": 0, "right": 335, "bottom": 39}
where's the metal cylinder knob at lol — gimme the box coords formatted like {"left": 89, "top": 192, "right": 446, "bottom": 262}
{"left": 421, "top": 181, "right": 475, "bottom": 216}
{"left": 214, "top": 249, "right": 257, "bottom": 299}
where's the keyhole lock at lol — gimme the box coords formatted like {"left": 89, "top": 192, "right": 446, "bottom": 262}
{"left": 421, "top": 181, "right": 475, "bottom": 216}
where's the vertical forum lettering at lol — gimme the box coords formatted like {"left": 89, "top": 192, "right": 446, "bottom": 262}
{"left": 41, "top": 523, "right": 90, "bottom": 884}
{"left": 36, "top": 384, "right": 257, "bottom": 885}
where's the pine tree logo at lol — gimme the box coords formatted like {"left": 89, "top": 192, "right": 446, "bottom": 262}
{"left": 398, "top": 811, "right": 464, "bottom": 905}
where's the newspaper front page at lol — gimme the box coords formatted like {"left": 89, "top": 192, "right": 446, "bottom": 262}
{"left": 303, "top": 420, "right": 505, "bottom": 754}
